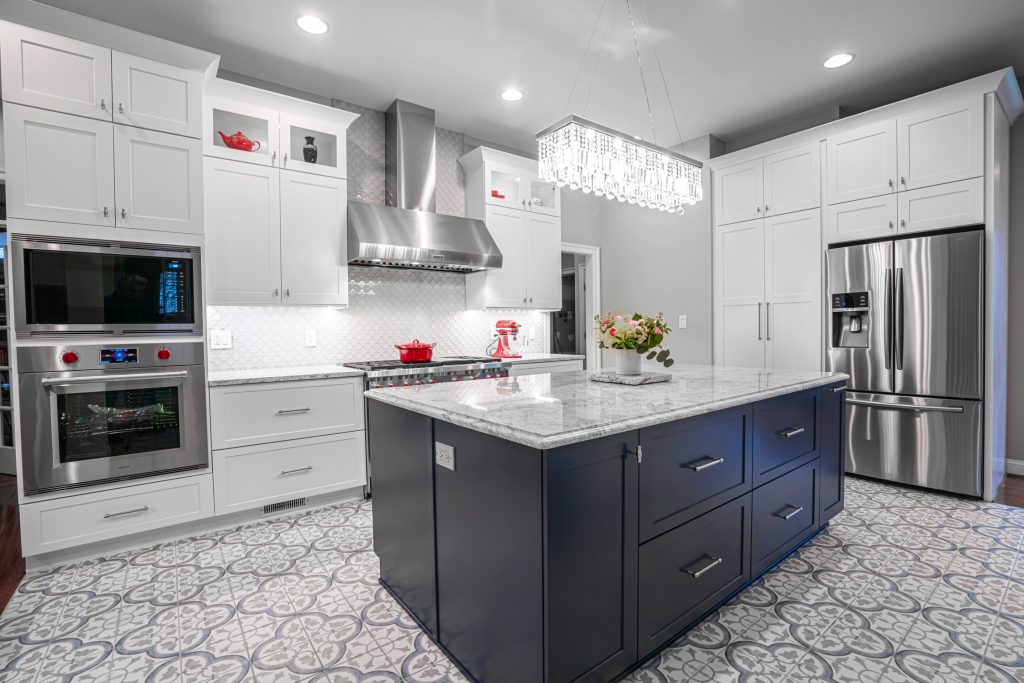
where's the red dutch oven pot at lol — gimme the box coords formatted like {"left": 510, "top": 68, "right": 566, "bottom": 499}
{"left": 395, "top": 339, "right": 436, "bottom": 363}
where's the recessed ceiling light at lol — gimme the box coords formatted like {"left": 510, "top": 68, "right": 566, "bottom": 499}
{"left": 500, "top": 88, "right": 524, "bottom": 102}
{"left": 296, "top": 15, "right": 329, "bottom": 35}
{"left": 823, "top": 53, "right": 854, "bottom": 69}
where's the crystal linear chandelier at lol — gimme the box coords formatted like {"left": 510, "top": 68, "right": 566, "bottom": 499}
{"left": 535, "top": 0, "right": 703, "bottom": 214}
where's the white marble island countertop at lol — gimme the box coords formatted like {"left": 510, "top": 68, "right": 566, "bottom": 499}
{"left": 366, "top": 364, "right": 849, "bottom": 450}
{"left": 208, "top": 365, "right": 364, "bottom": 386}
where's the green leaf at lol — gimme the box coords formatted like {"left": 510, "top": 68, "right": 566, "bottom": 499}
{"left": 656, "top": 350, "right": 670, "bottom": 363}
{"left": 647, "top": 351, "right": 657, "bottom": 360}
{"left": 664, "top": 358, "right": 675, "bottom": 367}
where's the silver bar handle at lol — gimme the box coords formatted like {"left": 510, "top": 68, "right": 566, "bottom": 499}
{"left": 757, "top": 302, "right": 762, "bottom": 340}
{"left": 832, "top": 386, "right": 847, "bottom": 393}
{"left": 776, "top": 505, "right": 804, "bottom": 520}
{"left": 776, "top": 426, "right": 805, "bottom": 438}
{"left": 895, "top": 268, "right": 904, "bottom": 371}
{"left": 280, "top": 466, "right": 313, "bottom": 476}
{"left": 683, "top": 555, "right": 723, "bottom": 578}
{"left": 42, "top": 370, "right": 188, "bottom": 386}
{"left": 104, "top": 506, "right": 149, "bottom": 519}
{"left": 884, "top": 268, "right": 893, "bottom": 370}
{"left": 845, "top": 398, "right": 964, "bottom": 414}
{"left": 276, "top": 407, "right": 311, "bottom": 415}
{"left": 765, "top": 302, "right": 771, "bottom": 341}
{"left": 686, "top": 456, "right": 725, "bottom": 472}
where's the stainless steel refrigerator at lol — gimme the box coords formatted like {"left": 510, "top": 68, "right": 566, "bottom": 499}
{"left": 826, "top": 229, "right": 984, "bottom": 497}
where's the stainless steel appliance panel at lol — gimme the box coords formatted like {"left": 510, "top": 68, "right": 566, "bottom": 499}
{"left": 894, "top": 231, "right": 984, "bottom": 400}
{"left": 844, "top": 392, "right": 982, "bottom": 497}
{"left": 826, "top": 241, "right": 893, "bottom": 394}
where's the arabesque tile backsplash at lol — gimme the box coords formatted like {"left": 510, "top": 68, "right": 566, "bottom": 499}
{"left": 207, "top": 266, "right": 550, "bottom": 371}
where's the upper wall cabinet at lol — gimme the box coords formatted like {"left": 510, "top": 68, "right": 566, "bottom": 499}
{"left": 280, "top": 112, "right": 348, "bottom": 179}
{"left": 279, "top": 172, "right": 348, "bottom": 305}
{"left": 897, "top": 98, "right": 983, "bottom": 191}
{"left": 112, "top": 52, "right": 202, "bottom": 138}
{"left": 714, "top": 143, "right": 819, "bottom": 226}
{"left": 114, "top": 125, "right": 203, "bottom": 233}
{"left": 825, "top": 120, "right": 897, "bottom": 205}
{"left": 713, "top": 159, "right": 763, "bottom": 225}
{"left": 207, "top": 97, "right": 280, "bottom": 166}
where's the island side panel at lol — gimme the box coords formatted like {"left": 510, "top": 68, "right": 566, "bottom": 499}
{"left": 368, "top": 400, "right": 438, "bottom": 637}
{"left": 545, "top": 432, "right": 639, "bottom": 683}
{"left": 819, "top": 382, "right": 847, "bottom": 522}
{"left": 433, "top": 421, "right": 544, "bottom": 683}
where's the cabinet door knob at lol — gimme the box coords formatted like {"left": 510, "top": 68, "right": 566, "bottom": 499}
{"left": 900, "top": 176, "right": 906, "bottom": 185}
{"left": 764, "top": 204, "right": 769, "bottom": 211}
{"left": 120, "top": 208, "right": 127, "bottom": 219}
{"left": 889, "top": 220, "right": 894, "bottom": 228}
{"left": 523, "top": 297, "right": 527, "bottom": 304}
{"left": 103, "top": 207, "right": 109, "bottom": 218}
{"left": 529, "top": 297, "right": 533, "bottom": 304}
{"left": 285, "top": 289, "right": 291, "bottom": 297}
{"left": 284, "top": 153, "right": 288, "bottom": 164}
{"left": 272, "top": 152, "right": 277, "bottom": 164}
{"left": 118, "top": 102, "right": 124, "bottom": 114}
{"left": 889, "top": 178, "right": 894, "bottom": 188}
{"left": 900, "top": 219, "right": 906, "bottom": 227}
{"left": 100, "top": 99, "right": 106, "bottom": 111}
{"left": 756, "top": 206, "right": 761, "bottom": 213}
{"left": 272, "top": 288, "right": 279, "bottom": 297}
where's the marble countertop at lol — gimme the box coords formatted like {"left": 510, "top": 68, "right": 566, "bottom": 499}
{"left": 207, "top": 365, "right": 365, "bottom": 386}
{"left": 366, "top": 364, "right": 848, "bottom": 450}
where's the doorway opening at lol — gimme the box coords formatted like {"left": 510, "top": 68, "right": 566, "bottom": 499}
{"left": 552, "top": 243, "right": 601, "bottom": 370}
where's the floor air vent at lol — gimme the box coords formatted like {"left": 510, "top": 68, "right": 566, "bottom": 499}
{"left": 263, "top": 498, "right": 307, "bottom": 515}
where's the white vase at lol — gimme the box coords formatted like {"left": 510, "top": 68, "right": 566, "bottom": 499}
{"left": 615, "top": 350, "right": 642, "bottom": 376}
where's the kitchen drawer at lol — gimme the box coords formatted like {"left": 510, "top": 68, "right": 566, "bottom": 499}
{"left": 507, "top": 360, "right": 584, "bottom": 377}
{"left": 752, "top": 391, "right": 817, "bottom": 485}
{"left": 638, "top": 407, "right": 752, "bottom": 541}
{"left": 751, "top": 458, "right": 819, "bottom": 575}
{"left": 21, "top": 474, "right": 214, "bottom": 556}
{"left": 210, "top": 378, "right": 364, "bottom": 449}
{"left": 638, "top": 493, "right": 751, "bottom": 657}
{"left": 213, "top": 433, "right": 366, "bottom": 514}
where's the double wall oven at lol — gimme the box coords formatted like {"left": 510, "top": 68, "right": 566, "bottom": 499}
{"left": 11, "top": 238, "right": 209, "bottom": 495}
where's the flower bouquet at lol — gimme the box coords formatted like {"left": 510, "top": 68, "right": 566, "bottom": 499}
{"left": 595, "top": 312, "right": 674, "bottom": 375}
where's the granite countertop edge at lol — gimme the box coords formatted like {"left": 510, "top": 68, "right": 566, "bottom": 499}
{"left": 208, "top": 366, "right": 366, "bottom": 386}
{"left": 366, "top": 373, "right": 849, "bottom": 450}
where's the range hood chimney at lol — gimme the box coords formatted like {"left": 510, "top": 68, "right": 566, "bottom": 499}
{"left": 348, "top": 100, "right": 502, "bottom": 272}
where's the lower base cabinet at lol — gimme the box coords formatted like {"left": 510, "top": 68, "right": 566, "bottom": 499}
{"left": 751, "top": 458, "right": 820, "bottom": 575}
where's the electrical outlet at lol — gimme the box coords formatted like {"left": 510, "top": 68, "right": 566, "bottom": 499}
{"left": 210, "top": 330, "right": 232, "bottom": 349}
{"left": 678, "top": 315, "right": 687, "bottom": 329}
{"left": 304, "top": 328, "right": 317, "bottom": 347}
{"left": 435, "top": 442, "right": 455, "bottom": 471}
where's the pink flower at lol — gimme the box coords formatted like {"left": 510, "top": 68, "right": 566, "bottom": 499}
{"left": 614, "top": 315, "right": 622, "bottom": 320}
{"left": 608, "top": 327, "right": 617, "bottom": 335}
{"left": 628, "top": 319, "right": 640, "bottom": 326}
{"left": 602, "top": 319, "right": 610, "bottom": 325}
{"left": 654, "top": 328, "right": 663, "bottom": 334}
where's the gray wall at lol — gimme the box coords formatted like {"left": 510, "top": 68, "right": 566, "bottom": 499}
{"left": 1008, "top": 119, "right": 1024, "bottom": 469}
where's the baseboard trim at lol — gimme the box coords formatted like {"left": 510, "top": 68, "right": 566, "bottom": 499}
{"left": 1006, "top": 459, "right": 1024, "bottom": 477}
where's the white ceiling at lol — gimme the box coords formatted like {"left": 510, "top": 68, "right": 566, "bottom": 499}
{"left": 32, "top": 0, "right": 1024, "bottom": 152}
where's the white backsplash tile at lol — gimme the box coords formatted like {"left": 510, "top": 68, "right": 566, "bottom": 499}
{"left": 207, "top": 266, "right": 550, "bottom": 371}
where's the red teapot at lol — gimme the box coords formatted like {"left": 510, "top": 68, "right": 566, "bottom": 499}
{"left": 218, "top": 130, "right": 260, "bottom": 152}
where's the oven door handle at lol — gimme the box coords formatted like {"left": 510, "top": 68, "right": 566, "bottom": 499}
{"left": 41, "top": 370, "right": 190, "bottom": 386}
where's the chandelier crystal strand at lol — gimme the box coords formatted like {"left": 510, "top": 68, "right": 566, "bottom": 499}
{"left": 537, "top": 117, "right": 702, "bottom": 214}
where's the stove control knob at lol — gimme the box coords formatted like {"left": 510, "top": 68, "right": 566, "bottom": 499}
{"left": 156, "top": 348, "right": 172, "bottom": 361}
{"left": 61, "top": 350, "right": 79, "bottom": 365}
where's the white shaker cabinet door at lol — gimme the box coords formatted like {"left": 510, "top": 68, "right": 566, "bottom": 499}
{"left": 524, "top": 211, "right": 562, "bottom": 309}
{"left": 114, "top": 125, "right": 203, "bottom": 233}
{"left": 897, "top": 98, "right": 983, "bottom": 191}
{"left": 714, "top": 158, "right": 763, "bottom": 225}
{"left": 204, "top": 158, "right": 282, "bottom": 304}
{"left": 764, "top": 209, "right": 822, "bottom": 371}
{"left": 714, "top": 219, "right": 765, "bottom": 369}
{"left": 0, "top": 23, "right": 112, "bottom": 121}
{"left": 474, "top": 206, "right": 528, "bottom": 308}
{"left": 280, "top": 171, "right": 349, "bottom": 306}
{"left": 4, "top": 104, "right": 115, "bottom": 226}
{"left": 764, "top": 143, "right": 820, "bottom": 216}
{"left": 826, "top": 120, "right": 897, "bottom": 204}
{"left": 825, "top": 194, "right": 897, "bottom": 245}
{"left": 112, "top": 51, "right": 203, "bottom": 138}
{"left": 897, "top": 177, "right": 984, "bottom": 235}
{"left": 279, "top": 111, "right": 351, "bottom": 179}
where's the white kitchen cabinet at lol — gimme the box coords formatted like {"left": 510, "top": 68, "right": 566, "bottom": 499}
{"left": 112, "top": 51, "right": 202, "bottom": 138}
{"left": 508, "top": 359, "right": 584, "bottom": 377}
{"left": 206, "top": 96, "right": 280, "bottom": 166}
{"left": 280, "top": 172, "right": 348, "bottom": 305}
{"left": 764, "top": 210, "right": 822, "bottom": 372}
{"left": 714, "top": 158, "right": 763, "bottom": 225}
{"left": 714, "top": 219, "right": 766, "bottom": 369}
{"left": 764, "top": 144, "right": 820, "bottom": 216}
{"left": 825, "top": 194, "right": 897, "bottom": 244}
{"left": 204, "top": 157, "right": 282, "bottom": 304}
{"left": 897, "top": 98, "right": 983, "bottom": 190}
{"left": 280, "top": 111, "right": 348, "bottom": 179}
{"left": 467, "top": 149, "right": 561, "bottom": 216}
{"left": 4, "top": 103, "right": 115, "bottom": 226}
{"left": 470, "top": 205, "right": 527, "bottom": 308}
{"left": 897, "top": 177, "right": 984, "bottom": 235}
{"left": 0, "top": 22, "right": 112, "bottom": 121}
{"left": 524, "top": 211, "right": 562, "bottom": 308}
{"left": 114, "top": 125, "right": 202, "bottom": 233}
{"left": 825, "top": 120, "right": 897, "bottom": 204}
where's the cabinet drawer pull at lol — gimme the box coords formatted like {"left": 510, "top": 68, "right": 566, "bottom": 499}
{"left": 685, "top": 456, "right": 725, "bottom": 472}
{"left": 276, "top": 407, "right": 311, "bottom": 415}
{"left": 280, "top": 466, "right": 313, "bottom": 476}
{"left": 682, "top": 555, "right": 723, "bottom": 578}
{"left": 775, "top": 505, "right": 804, "bottom": 520}
{"left": 832, "top": 386, "right": 847, "bottom": 393}
{"left": 103, "top": 506, "right": 149, "bottom": 519}
{"left": 776, "top": 426, "right": 805, "bottom": 438}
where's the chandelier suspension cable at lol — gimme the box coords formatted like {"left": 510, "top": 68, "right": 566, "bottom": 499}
{"left": 639, "top": 0, "right": 685, "bottom": 147}
{"left": 583, "top": 0, "right": 620, "bottom": 117}
{"left": 563, "top": 0, "right": 612, "bottom": 116}
{"left": 625, "top": 0, "right": 656, "bottom": 143}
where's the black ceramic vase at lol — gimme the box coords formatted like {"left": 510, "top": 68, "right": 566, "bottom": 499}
{"left": 303, "top": 136, "right": 318, "bottom": 163}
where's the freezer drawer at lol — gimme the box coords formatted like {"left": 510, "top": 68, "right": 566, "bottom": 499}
{"left": 844, "top": 392, "right": 982, "bottom": 497}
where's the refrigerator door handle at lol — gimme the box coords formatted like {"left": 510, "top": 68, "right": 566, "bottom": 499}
{"left": 894, "top": 267, "right": 904, "bottom": 371}
{"left": 884, "top": 268, "right": 893, "bottom": 370}
{"left": 846, "top": 398, "right": 964, "bottom": 414}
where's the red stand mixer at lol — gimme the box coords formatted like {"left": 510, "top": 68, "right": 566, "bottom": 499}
{"left": 490, "top": 319, "right": 524, "bottom": 359}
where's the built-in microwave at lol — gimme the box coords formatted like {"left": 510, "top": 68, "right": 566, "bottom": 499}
{"left": 11, "top": 239, "right": 202, "bottom": 336}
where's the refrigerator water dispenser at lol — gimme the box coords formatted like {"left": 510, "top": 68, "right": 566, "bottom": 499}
{"left": 830, "top": 292, "right": 870, "bottom": 349}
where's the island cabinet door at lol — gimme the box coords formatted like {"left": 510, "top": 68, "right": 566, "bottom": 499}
{"left": 752, "top": 389, "right": 819, "bottom": 486}
{"left": 545, "top": 432, "right": 639, "bottom": 683}
{"left": 433, "top": 422, "right": 544, "bottom": 683}
{"left": 751, "top": 458, "right": 820, "bottom": 575}
{"left": 638, "top": 493, "right": 752, "bottom": 658}
{"left": 818, "top": 383, "right": 847, "bottom": 523}
{"left": 637, "top": 406, "right": 753, "bottom": 542}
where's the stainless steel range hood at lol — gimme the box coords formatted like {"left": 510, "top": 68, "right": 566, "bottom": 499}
{"left": 348, "top": 100, "right": 502, "bottom": 272}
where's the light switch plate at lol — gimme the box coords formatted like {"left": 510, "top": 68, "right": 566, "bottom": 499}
{"left": 210, "top": 330, "right": 232, "bottom": 350}
{"left": 435, "top": 442, "right": 455, "bottom": 471}
{"left": 678, "top": 315, "right": 687, "bottom": 329}
{"left": 304, "top": 329, "right": 318, "bottom": 347}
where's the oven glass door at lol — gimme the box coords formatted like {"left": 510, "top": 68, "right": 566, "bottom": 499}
{"left": 18, "top": 243, "right": 197, "bottom": 333}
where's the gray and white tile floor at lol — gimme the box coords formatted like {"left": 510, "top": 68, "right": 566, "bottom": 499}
{"left": 0, "top": 476, "right": 1020, "bottom": 682}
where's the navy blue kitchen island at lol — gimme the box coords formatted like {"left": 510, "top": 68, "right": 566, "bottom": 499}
{"left": 366, "top": 365, "right": 848, "bottom": 683}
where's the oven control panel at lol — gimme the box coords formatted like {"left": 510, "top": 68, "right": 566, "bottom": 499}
{"left": 100, "top": 348, "right": 139, "bottom": 364}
